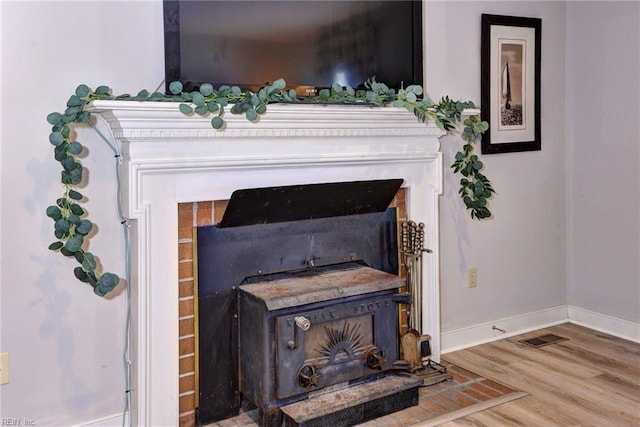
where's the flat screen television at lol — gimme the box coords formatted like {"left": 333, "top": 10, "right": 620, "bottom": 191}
{"left": 163, "top": 0, "right": 423, "bottom": 95}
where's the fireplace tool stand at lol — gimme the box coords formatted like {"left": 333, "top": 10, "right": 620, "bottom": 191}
{"left": 400, "top": 221, "right": 451, "bottom": 385}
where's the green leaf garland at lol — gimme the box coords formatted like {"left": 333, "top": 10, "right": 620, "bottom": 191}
{"left": 47, "top": 78, "right": 493, "bottom": 296}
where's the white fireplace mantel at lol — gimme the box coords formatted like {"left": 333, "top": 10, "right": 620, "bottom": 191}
{"left": 88, "top": 100, "right": 445, "bottom": 426}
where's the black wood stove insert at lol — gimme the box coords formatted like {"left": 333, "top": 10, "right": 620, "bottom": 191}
{"left": 196, "top": 179, "right": 421, "bottom": 426}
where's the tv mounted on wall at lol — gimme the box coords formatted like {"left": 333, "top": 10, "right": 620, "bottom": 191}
{"left": 163, "top": 0, "right": 423, "bottom": 95}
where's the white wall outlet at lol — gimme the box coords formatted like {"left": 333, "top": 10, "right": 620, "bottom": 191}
{"left": 0, "top": 352, "right": 9, "bottom": 385}
{"left": 467, "top": 267, "right": 478, "bottom": 288}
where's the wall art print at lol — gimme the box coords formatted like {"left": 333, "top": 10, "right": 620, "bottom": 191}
{"left": 481, "top": 14, "right": 541, "bottom": 154}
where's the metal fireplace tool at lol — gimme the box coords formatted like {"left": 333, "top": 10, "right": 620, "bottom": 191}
{"left": 400, "top": 220, "right": 451, "bottom": 386}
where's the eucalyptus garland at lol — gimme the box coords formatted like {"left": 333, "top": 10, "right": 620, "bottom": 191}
{"left": 46, "top": 78, "right": 493, "bottom": 296}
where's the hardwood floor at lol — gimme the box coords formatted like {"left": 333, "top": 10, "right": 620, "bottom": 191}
{"left": 439, "top": 323, "right": 640, "bottom": 426}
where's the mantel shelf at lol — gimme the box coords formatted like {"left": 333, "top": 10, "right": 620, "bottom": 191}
{"left": 87, "top": 100, "right": 452, "bottom": 141}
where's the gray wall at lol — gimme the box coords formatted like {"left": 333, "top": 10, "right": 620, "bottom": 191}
{"left": 565, "top": 1, "right": 640, "bottom": 323}
{"left": 1, "top": 1, "right": 638, "bottom": 424}
{"left": 1, "top": 1, "right": 165, "bottom": 424}
{"left": 427, "top": 1, "right": 568, "bottom": 332}
{"left": 427, "top": 0, "right": 639, "bottom": 334}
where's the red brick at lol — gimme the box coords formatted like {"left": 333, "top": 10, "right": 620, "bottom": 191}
{"left": 179, "top": 299, "right": 195, "bottom": 317}
{"left": 461, "top": 388, "right": 491, "bottom": 402}
{"left": 196, "top": 201, "right": 214, "bottom": 226}
{"left": 441, "top": 389, "right": 477, "bottom": 407}
{"left": 179, "top": 317, "right": 194, "bottom": 337}
{"left": 448, "top": 370, "right": 473, "bottom": 384}
{"left": 179, "top": 355, "right": 195, "bottom": 374}
{"left": 179, "top": 336, "right": 195, "bottom": 355}
{"left": 471, "top": 381, "right": 502, "bottom": 398}
{"left": 420, "top": 399, "right": 448, "bottom": 416}
{"left": 213, "top": 199, "right": 229, "bottom": 224}
{"left": 179, "top": 280, "right": 194, "bottom": 299}
{"left": 178, "top": 203, "right": 195, "bottom": 239}
{"left": 179, "top": 374, "right": 195, "bottom": 394}
{"left": 179, "top": 393, "right": 195, "bottom": 413}
{"left": 178, "top": 261, "right": 193, "bottom": 281}
{"left": 429, "top": 393, "right": 463, "bottom": 411}
{"left": 178, "top": 412, "right": 195, "bottom": 427}
{"left": 178, "top": 241, "right": 193, "bottom": 262}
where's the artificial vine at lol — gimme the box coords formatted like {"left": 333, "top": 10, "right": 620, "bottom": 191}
{"left": 46, "top": 78, "right": 493, "bottom": 295}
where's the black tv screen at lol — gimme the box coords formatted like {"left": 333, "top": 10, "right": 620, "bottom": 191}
{"left": 163, "top": 0, "right": 423, "bottom": 95}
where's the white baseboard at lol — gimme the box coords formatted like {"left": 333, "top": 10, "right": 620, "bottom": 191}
{"left": 441, "top": 304, "right": 640, "bottom": 354}
{"left": 568, "top": 305, "right": 640, "bottom": 343}
{"left": 78, "top": 413, "right": 128, "bottom": 427}
{"left": 441, "top": 305, "right": 568, "bottom": 354}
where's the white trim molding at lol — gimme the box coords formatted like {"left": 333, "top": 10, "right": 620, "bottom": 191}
{"left": 568, "top": 305, "right": 640, "bottom": 343}
{"left": 441, "top": 306, "right": 568, "bottom": 354}
{"left": 78, "top": 413, "right": 127, "bottom": 427}
{"left": 88, "top": 101, "right": 445, "bottom": 426}
{"left": 442, "top": 305, "right": 640, "bottom": 354}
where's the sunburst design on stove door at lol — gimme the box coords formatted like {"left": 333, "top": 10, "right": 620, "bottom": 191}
{"left": 318, "top": 321, "right": 366, "bottom": 362}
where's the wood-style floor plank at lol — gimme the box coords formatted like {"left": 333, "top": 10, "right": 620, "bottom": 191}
{"left": 440, "top": 323, "right": 640, "bottom": 427}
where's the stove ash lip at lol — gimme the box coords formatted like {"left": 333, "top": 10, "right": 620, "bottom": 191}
{"left": 238, "top": 262, "right": 405, "bottom": 311}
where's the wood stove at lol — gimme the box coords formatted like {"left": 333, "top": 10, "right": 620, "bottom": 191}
{"left": 196, "top": 179, "right": 422, "bottom": 426}
{"left": 240, "top": 263, "right": 414, "bottom": 426}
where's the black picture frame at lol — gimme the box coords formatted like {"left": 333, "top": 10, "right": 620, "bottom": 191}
{"left": 481, "top": 14, "right": 541, "bottom": 154}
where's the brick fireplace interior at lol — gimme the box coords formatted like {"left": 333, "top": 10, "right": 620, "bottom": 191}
{"left": 177, "top": 189, "right": 407, "bottom": 426}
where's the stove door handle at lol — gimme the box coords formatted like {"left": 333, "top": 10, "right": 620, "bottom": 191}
{"left": 392, "top": 293, "right": 412, "bottom": 305}
{"left": 294, "top": 316, "right": 311, "bottom": 331}
{"left": 287, "top": 316, "right": 312, "bottom": 350}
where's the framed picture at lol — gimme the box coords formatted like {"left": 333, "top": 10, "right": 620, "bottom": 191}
{"left": 481, "top": 14, "right": 541, "bottom": 154}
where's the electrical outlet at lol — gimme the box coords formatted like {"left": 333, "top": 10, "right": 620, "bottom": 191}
{"left": 0, "top": 352, "right": 8, "bottom": 385}
{"left": 467, "top": 267, "right": 478, "bottom": 288}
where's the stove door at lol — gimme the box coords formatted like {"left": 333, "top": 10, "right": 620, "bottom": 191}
{"left": 275, "top": 290, "right": 398, "bottom": 399}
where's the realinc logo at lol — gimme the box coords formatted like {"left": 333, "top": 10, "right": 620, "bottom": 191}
{"left": 1, "top": 419, "right": 36, "bottom": 426}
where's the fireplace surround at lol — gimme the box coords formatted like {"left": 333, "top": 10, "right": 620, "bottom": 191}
{"left": 88, "top": 101, "right": 446, "bottom": 426}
